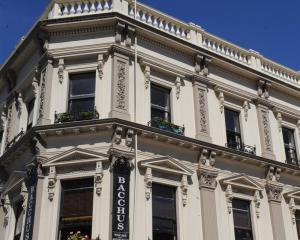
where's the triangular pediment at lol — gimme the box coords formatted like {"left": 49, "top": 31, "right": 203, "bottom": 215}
{"left": 2, "top": 171, "right": 25, "bottom": 195}
{"left": 285, "top": 189, "right": 300, "bottom": 201}
{"left": 220, "top": 174, "right": 263, "bottom": 191}
{"left": 44, "top": 148, "right": 109, "bottom": 166}
{"left": 139, "top": 156, "right": 193, "bottom": 176}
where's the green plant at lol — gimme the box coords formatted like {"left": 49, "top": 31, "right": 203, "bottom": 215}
{"left": 79, "top": 111, "right": 95, "bottom": 119}
{"left": 60, "top": 112, "right": 74, "bottom": 122}
{"left": 67, "top": 231, "right": 90, "bottom": 240}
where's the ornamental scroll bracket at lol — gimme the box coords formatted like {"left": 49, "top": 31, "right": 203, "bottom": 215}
{"left": 265, "top": 166, "right": 283, "bottom": 202}
{"left": 175, "top": 76, "right": 181, "bottom": 100}
{"left": 225, "top": 184, "right": 233, "bottom": 214}
{"left": 97, "top": 54, "right": 104, "bottom": 80}
{"left": 243, "top": 101, "right": 249, "bottom": 122}
{"left": 214, "top": 87, "right": 224, "bottom": 114}
{"left": 95, "top": 161, "right": 104, "bottom": 196}
{"left": 58, "top": 58, "right": 65, "bottom": 84}
{"left": 257, "top": 80, "right": 271, "bottom": 99}
{"left": 273, "top": 108, "right": 282, "bottom": 132}
{"left": 145, "top": 167, "right": 152, "bottom": 200}
{"left": 48, "top": 166, "right": 57, "bottom": 201}
{"left": 194, "top": 54, "right": 211, "bottom": 76}
{"left": 181, "top": 175, "right": 188, "bottom": 206}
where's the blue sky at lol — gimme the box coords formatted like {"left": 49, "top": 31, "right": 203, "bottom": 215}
{"left": 0, "top": 0, "right": 299, "bottom": 70}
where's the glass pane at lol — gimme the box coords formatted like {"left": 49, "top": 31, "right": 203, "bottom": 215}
{"left": 70, "top": 72, "right": 95, "bottom": 96}
{"left": 151, "top": 108, "right": 170, "bottom": 122}
{"left": 152, "top": 184, "right": 177, "bottom": 240}
{"left": 234, "top": 228, "right": 253, "bottom": 240}
{"left": 151, "top": 85, "right": 170, "bottom": 110}
{"left": 282, "top": 128, "right": 295, "bottom": 147}
{"left": 69, "top": 98, "right": 95, "bottom": 113}
{"left": 60, "top": 178, "right": 93, "bottom": 240}
{"left": 225, "top": 109, "right": 241, "bottom": 133}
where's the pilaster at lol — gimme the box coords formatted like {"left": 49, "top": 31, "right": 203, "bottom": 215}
{"left": 197, "top": 148, "right": 219, "bottom": 240}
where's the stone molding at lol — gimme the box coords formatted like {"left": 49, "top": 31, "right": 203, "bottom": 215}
{"left": 47, "top": 166, "right": 56, "bottom": 201}
{"left": 284, "top": 189, "right": 300, "bottom": 224}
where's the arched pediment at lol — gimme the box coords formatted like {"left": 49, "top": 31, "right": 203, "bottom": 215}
{"left": 139, "top": 156, "right": 193, "bottom": 176}
{"left": 220, "top": 174, "right": 263, "bottom": 192}
{"left": 43, "top": 148, "right": 109, "bottom": 167}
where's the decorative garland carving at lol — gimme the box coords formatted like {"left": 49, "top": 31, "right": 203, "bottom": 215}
{"left": 95, "top": 161, "right": 104, "bottom": 196}
{"left": 175, "top": 76, "right": 181, "bottom": 100}
{"left": 32, "top": 67, "right": 39, "bottom": 98}
{"left": 145, "top": 167, "right": 152, "bottom": 200}
{"left": 181, "top": 175, "right": 188, "bottom": 206}
{"left": 218, "top": 91, "right": 225, "bottom": 114}
{"left": 48, "top": 166, "right": 56, "bottom": 201}
{"left": 116, "top": 61, "right": 126, "bottom": 110}
{"left": 21, "top": 181, "right": 28, "bottom": 210}
{"left": 254, "top": 190, "right": 261, "bottom": 218}
{"left": 4, "top": 105, "right": 12, "bottom": 147}
{"left": 58, "top": 59, "right": 65, "bottom": 84}
{"left": 198, "top": 87, "right": 208, "bottom": 134}
{"left": 262, "top": 110, "right": 272, "bottom": 151}
{"left": 97, "top": 54, "right": 104, "bottom": 80}
{"left": 289, "top": 197, "right": 296, "bottom": 224}
{"left": 225, "top": 184, "right": 233, "bottom": 214}
{"left": 144, "top": 66, "right": 150, "bottom": 89}
{"left": 243, "top": 101, "right": 249, "bottom": 121}
{"left": 38, "top": 68, "right": 47, "bottom": 119}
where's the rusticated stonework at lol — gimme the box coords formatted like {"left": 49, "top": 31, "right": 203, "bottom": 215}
{"left": 116, "top": 61, "right": 126, "bottom": 110}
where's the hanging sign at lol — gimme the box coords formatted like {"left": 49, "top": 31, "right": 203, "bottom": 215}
{"left": 112, "top": 157, "right": 131, "bottom": 240}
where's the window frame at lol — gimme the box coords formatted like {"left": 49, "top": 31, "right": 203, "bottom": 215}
{"left": 57, "top": 177, "right": 95, "bottom": 240}
{"left": 150, "top": 83, "right": 172, "bottom": 122}
{"left": 67, "top": 72, "right": 96, "bottom": 114}
{"left": 281, "top": 126, "right": 299, "bottom": 166}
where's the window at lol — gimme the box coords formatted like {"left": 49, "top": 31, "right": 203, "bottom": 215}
{"left": 26, "top": 98, "right": 35, "bottom": 130}
{"left": 151, "top": 84, "right": 171, "bottom": 122}
{"left": 13, "top": 201, "right": 24, "bottom": 240}
{"left": 68, "top": 72, "right": 96, "bottom": 115}
{"left": 296, "top": 210, "right": 300, "bottom": 240}
{"left": 232, "top": 199, "right": 253, "bottom": 240}
{"left": 59, "top": 178, "right": 94, "bottom": 240}
{"left": 152, "top": 183, "right": 177, "bottom": 240}
{"left": 282, "top": 127, "right": 298, "bottom": 165}
{"left": 225, "top": 109, "right": 242, "bottom": 150}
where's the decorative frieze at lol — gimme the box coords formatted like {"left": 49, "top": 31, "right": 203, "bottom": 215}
{"left": 48, "top": 166, "right": 56, "bottom": 201}
{"left": 193, "top": 81, "right": 211, "bottom": 142}
{"left": 95, "top": 161, "right": 104, "bottom": 196}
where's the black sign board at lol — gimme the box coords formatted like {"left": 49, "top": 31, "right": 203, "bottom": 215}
{"left": 23, "top": 163, "right": 38, "bottom": 240}
{"left": 112, "top": 157, "right": 131, "bottom": 240}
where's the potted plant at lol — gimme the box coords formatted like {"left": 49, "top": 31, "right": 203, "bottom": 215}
{"left": 59, "top": 112, "right": 74, "bottom": 122}
{"left": 67, "top": 231, "right": 90, "bottom": 240}
{"left": 79, "top": 110, "right": 95, "bottom": 120}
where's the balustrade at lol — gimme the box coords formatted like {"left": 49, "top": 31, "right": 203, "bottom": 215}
{"left": 128, "top": 3, "right": 191, "bottom": 40}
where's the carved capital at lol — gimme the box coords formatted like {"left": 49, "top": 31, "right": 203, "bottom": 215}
{"left": 266, "top": 181, "right": 283, "bottom": 202}
{"left": 198, "top": 165, "right": 218, "bottom": 190}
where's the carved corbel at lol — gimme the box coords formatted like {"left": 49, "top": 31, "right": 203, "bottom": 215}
{"left": 144, "top": 65, "right": 150, "bottom": 89}
{"left": 58, "top": 59, "right": 65, "bottom": 84}
{"left": 116, "top": 22, "right": 126, "bottom": 43}
{"left": 243, "top": 101, "right": 249, "bottom": 122}
{"left": 97, "top": 54, "right": 104, "bottom": 80}
{"left": 254, "top": 190, "right": 261, "bottom": 218}
{"left": 194, "top": 54, "right": 204, "bottom": 74}
{"left": 289, "top": 197, "right": 296, "bottom": 224}
{"left": 257, "top": 80, "right": 265, "bottom": 97}
{"left": 125, "top": 26, "right": 135, "bottom": 47}
{"left": 215, "top": 89, "right": 224, "bottom": 114}
{"left": 145, "top": 167, "right": 152, "bottom": 200}
{"left": 95, "top": 161, "right": 104, "bottom": 196}
{"left": 273, "top": 109, "right": 282, "bottom": 132}
{"left": 199, "top": 148, "right": 209, "bottom": 166}
{"left": 181, "top": 175, "right": 188, "bottom": 206}
{"left": 226, "top": 184, "right": 233, "bottom": 214}
{"left": 194, "top": 54, "right": 211, "bottom": 76}
{"left": 48, "top": 166, "right": 57, "bottom": 201}
{"left": 112, "top": 126, "right": 123, "bottom": 145}
{"left": 266, "top": 166, "right": 281, "bottom": 182}
{"left": 264, "top": 82, "right": 271, "bottom": 99}
{"left": 20, "top": 181, "right": 28, "bottom": 210}
{"left": 15, "top": 92, "right": 24, "bottom": 115}
{"left": 175, "top": 76, "right": 181, "bottom": 100}
{"left": 125, "top": 128, "right": 134, "bottom": 147}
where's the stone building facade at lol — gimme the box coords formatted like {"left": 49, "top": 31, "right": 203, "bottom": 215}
{"left": 0, "top": 1, "right": 300, "bottom": 240}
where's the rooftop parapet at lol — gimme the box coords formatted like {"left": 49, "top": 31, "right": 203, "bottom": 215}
{"left": 45, "top": 0, "right": 299, "bottom": 88}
